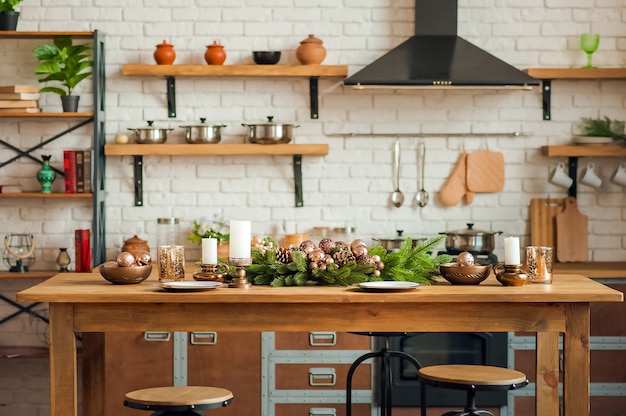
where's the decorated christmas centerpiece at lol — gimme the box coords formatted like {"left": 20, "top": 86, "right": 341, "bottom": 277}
{"left": 246, "top": 235, "right": 451, "bottom": 287}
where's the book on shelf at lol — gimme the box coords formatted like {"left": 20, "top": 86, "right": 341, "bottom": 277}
{"left": 83, "top": 150, "right": 92, "bottom": 193}
{"left": 63, "top": 150, "right": 77, "bottom": 194}
{"left": 0, "top": 92, "right": 40, "bottom": 100}
{"left": 0, "top": 185, "right": 22, "bottom": 193}
{"left": 0, "top": 85, "right": 39, "bottom": 93}
{"left": 74, "top": 229, "right": 91, "bottom": 273}
{"left": 0, "top": 107, "right": 41, "bottom": 114}
{"left": 75, "top": 151, "right": 84, "bottom": 193}
{"left": 0, "top": 100, "right": 39, "bottom": 109}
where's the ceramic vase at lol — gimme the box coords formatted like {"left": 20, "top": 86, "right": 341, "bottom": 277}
{"left": 0, "top": 11, "right": 20, "bottom": 31}
{"left": 154, "top": 40, "right": 176, "bottom": 65}
{"left": 205, "top": 41, "right": 226, "bottom": 65}
{"left": 36, "top": 155, "right": 56, "bottom": 194}
{"left": 56, "top": 248, "right": 71, "bottom": 272}
{"left": 296, "top": 34, "right": 326, "bottom": 65}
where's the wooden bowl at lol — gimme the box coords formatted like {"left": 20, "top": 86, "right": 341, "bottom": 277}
{"left": 439, "top": 263, "right": 491, "bottom": 285}
{"left": 99, "top": 264, "right": 152, "bottom": 285}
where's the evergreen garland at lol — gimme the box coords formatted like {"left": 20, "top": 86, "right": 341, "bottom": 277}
{"left": 246, "top": 235, "right": 451, "bottom": 287}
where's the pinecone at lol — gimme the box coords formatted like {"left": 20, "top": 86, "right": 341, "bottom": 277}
{"left": 356, "top": 254, "right": 374, "bottom": 265}
{"left": 333, "top": 249, "right": 356, "bottom": 266}
{"left": 318, "top": 238, "right": 336, "bottom": 254}
{"left": 276, "top": 247, "right": 293, "bottom": 263}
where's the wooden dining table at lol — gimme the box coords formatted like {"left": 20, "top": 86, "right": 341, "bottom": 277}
{"left": 16, "top": 271, "right": 623, "bottom": 416}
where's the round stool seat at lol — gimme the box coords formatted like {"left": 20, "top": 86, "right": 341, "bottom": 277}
{"left": 124, "top": 386, "right": 233, "bottom": 413}
{"left": 419, "top": 365, "right": 527, "bottom": 387}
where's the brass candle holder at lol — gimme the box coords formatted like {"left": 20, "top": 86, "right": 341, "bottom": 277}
{"left": 494, "top": 264, "right": 528, "bottom": 287}
{"left": 193, "top": 263, "right": 229, "bottom": 282}
{"left": 228, "top": 257, "right": 252, "bottom": 288}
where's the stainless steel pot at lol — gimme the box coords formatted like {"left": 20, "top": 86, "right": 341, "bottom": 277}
{"left": 374, "top": 230, "right": 426, "bottom": 252}
{"left": 128, "top": 121, "right": 173, "bottom": 144}
{"left": 180, "top": 118, "right": 226, "bottom": 144}
{"left": 241, "top": 116, "right": 299, "bottom": 144}
{"left": 440, "top": 223, "right": 503, "bottom": 254}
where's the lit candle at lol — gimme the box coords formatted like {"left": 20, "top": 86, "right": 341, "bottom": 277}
{"left": 504, "top": 237, "right": 521, "bottom": 265}
{"left": 229, "top": 220, "right": 251, "bottom": 259}
{"left": 202, "top": 237, "right": 218, "bottom": 264}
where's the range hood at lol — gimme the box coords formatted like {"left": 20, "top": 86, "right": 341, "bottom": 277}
{"left": 344, "top": 0, "right": 539, "bottom": 90}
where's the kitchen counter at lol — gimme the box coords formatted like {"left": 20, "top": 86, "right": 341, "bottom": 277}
{"left": 17, "top": 273, "right": 623, "bottom": 416}
{"left": 553, "top": 262, "right": 626, "bottom": 279}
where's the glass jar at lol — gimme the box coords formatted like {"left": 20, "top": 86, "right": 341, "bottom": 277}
{"left": 157, "top": 218, "right": 180, "bottom": 248}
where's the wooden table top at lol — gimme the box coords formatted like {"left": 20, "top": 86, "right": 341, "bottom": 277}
{"left": 16, "top": 272, "right": 623, "bottom": 305}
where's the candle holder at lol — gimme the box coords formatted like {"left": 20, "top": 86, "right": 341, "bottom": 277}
{"left": 193, "top": 263, "right": 229, "bottom": 282}
{"left": 494, "top": 264, "right": 528, "bottom": 287}
{"left": 228, "top": 257, "right": 252, "bottom": 288}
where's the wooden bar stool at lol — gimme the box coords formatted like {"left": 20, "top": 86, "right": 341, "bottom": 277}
{"left": 418, "top": 365, "right": 528, "bottom": 416}
{"left": 124, "top": 386, "right": 233, "bottom": 415}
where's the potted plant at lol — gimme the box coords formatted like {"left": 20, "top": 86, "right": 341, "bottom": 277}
{"left": 0, "top": 0, "right": 22, "bottom": 30}
{"left": 576, "top": 116, "right": 625, "bottom": 143}
{"left": 32, "top": 35, "right": 93, "bottom": 112}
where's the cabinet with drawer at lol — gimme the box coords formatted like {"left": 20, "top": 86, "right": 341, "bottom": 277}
{"left": 262, "top": 331, "right": 374, "bottom": 416}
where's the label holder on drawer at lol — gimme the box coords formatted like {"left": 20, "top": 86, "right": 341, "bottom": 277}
{"left": 144, "top": 332, "right": 171, "bottom": 342}
{"left": 190, "top": 331, "right": 218, "bottom": 345}
{"left": 309, "top": 367, "right": 336, "bottom": 386}
{"left": 310, "top": 408, "right": 337, "bottom": 416}
{"left": 309, "top": 331, "right": 337, "bottom": 347}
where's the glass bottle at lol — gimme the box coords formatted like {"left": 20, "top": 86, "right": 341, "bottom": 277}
{"left": 157, "top": 218, "right": 180, "bottom": 247}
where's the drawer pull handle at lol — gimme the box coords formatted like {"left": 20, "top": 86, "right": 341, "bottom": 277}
{"left": 309, "top": 367, "right": 336, "bottom": 386}
{"left": 309, "top": 332, "right": 336, "bottom": 347}
{"left": 310, "top": 408, "right": 336, "bottom": 416}
{"left": 191, "top": 332, "right": 217, "bottom": 345}
{"left": 144, "top": 332, "right": 171, "bottom": 342}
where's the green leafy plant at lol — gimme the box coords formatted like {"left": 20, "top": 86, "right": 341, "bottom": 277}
{"left": 577, "top": 116, "right": 625, "bottom": 141}
{"left": 0, "top": 0, "right": 22, "bottom": 12}
{"left": 32, "top": 36, "right": 93, "bottom": 96}
{"left": 188, "top": 215, "right": 230, "bottom": 244}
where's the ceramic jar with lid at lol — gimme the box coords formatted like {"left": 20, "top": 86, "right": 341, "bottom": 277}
{"left": 154, "top": 40, "right": 176, "bottom": 65}
{"left": 205, "top": 40, "right": 227, "bottom": 65}
{"left": 296, "top": 34, "right": 326, "bottom": 65}
{"left": 122, "top": 235, "right": 150, "bottom": 257}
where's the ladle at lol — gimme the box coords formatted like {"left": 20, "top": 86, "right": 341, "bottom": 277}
{"left": 415, "top": 141, "right": 429, "bottom": 207}
{"left": 391, "top": 139, "right": 404, "bottom": 207}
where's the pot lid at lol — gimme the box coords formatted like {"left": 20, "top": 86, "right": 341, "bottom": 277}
{"left": 180, "top": 118, "right": 227, "bottom": 128}
{"left": 123, "top": 235, "right": 148, "bottom": 244}
{"left": 243, "top": 116, "right": 299, "bottom": 127}
{"left": 300, "top": 34, "right": 323, "bottom": 44}
{"left": 129, "top": 121, "right": 173, "bottom": 130}
{"left": 444, "top": 223, "right": 497, "bottom": 236}
{"left": 375, "top": 230, "right": 424, "bottom": 242}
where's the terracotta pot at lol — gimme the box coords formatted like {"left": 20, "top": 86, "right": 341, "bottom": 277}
{"left": 296, "top": 34, "right": 326, "bottom": 65}
{"left": 122, "top": 235, "right": 150, "bottom": 257}
{"left": 154, "top": 40, "right": 176, "bottom": 65}
{"left": 205, "top": 41, "right": 226, "bottom": 65}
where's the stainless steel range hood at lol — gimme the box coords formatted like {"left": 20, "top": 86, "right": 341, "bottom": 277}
{"left": 344, "top": 0, "right": 539, "bottom": 90}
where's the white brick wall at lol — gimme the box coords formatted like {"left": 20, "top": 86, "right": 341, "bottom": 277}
{"left": 0, "top": 2, "right": 625, "bottom": 411}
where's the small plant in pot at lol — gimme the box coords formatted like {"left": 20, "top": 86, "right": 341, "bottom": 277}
{"left": 576, "top": 116, "right": 625, "bottom": 142}
{"left": 0, "top": 0, "right": 22, "bottom": 31}
{"left": 32, "top": 36, "right": 93, "bottom": 112}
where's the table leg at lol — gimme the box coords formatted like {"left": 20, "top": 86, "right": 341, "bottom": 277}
{"left": 49, "top": 303, "right": 78, "bottom": 416}
{"left": 82, "top": 332, "right": 105, "bottom": 416}
{"left": 564, "top": 303, "right": 591, "bottom": 415}
{"left": 536, "top": 331, "right": 560, "bottom": 415}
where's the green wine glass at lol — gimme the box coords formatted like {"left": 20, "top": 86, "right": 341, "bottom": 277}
{"left": 580, "top": 33, "right": 600, "bottom": 68}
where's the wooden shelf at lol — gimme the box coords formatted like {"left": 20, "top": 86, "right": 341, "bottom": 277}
{"left": 527, "top": 68, "right": 626, "bottom": 79}
{"left": 0, "top": 31, "right": 95, "bottom": 40}
{"left": 0, "top": 112, "right": 93, "bottom": 118}
{"left": 542, "top": 145, "right": 626, "bottom": 157}
{"left": 0, "top": 193, "right": 93, "bottom": 199}
{"left": 0, "top": 345, "right": 49, "bottom": 359}
{"left": 0, "top": 271, "right": 57, "bottom": 279}
{"left": 122, "top": 64, "right": 348, "bottom": 78}
{"left": 105, "top": 143, "right": 329, "bottom": 156}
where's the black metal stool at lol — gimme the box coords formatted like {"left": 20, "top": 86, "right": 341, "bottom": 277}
{"left": 346, "top": 332, "right": 421, "bottom": 416}
{"left": 418, "top": 364, "right": 528, "bottom": 416}
{"left": 124, "top": 386, "right": 233, "bottom": 416}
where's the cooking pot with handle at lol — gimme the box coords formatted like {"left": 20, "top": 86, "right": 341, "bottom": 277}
{"left": 440, "top": 223, "right": 502, "bottom": 254}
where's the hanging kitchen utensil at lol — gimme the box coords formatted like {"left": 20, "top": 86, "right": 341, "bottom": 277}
{"left": 390, "top": 139, "right": 404, "bottom": 207}
{"left": 439, "top": 151, "right": 474, "bottom": 206}
{"left": 466, "top": 149, "right": 505, "bottom": 193}
{"left": 415, "top": 141, "right": 429, "bottom": 207}
{"left": 556, "top": 196, "right": 588, "bottom": 262}
{"left": 530, "top": 198, "right": 564, "bottom": 248}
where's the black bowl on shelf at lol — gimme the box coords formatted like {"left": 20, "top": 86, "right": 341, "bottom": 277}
{"left": 253, "top": 51, "right": 281, "bottom": 65}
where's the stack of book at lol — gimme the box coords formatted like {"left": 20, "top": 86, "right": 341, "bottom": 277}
{"left": 0, "top": 86, "right": 41, "bottom": 114}
{"left": 63, "top": 150, "right": 92, "bottom": 194}
{"left": 0, "top": 184, "right": 22, "bottom": 193}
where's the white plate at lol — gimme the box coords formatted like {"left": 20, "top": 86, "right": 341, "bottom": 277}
{"left": 572, "top": 136, "right": 614, "bottom": 145}
{"left": 358, "top": 281, "right": 420, "bottom": 291}
{"left": 161, "top": 281, "right": 223, "bottom": 291}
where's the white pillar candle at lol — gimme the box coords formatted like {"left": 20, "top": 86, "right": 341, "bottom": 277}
{"left": 229, "top": 220, "right": 251, "bottom": 259}
{"left": 504, "top": 237, "right": 521, "bottom": 265}
{"left": 202, "top": 237, "right": 218, "bottom": 264}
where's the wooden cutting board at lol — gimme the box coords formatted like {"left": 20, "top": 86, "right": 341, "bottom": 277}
{"left": 556, "top": 196, "right": 588, "bottom": 262}
{"left": 530, "top": 198, "right": 564, "bottom": 248}
{"left": 466, "top": 150, "right": 505, "bottom": 193}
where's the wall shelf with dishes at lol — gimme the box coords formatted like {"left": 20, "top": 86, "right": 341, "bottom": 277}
{"left": 104, "top": 143, "right": 329, "bottom": 207}
{"left": 121, "top": 64, "right": 348, "bottom": 119}
{"left": 526, "top": 68, "right": 626, "bottom": 120}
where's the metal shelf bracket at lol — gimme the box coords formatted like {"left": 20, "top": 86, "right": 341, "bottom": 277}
{"left": 133, "top": 156, "right": 144, "bottom": 206}
{"left": 541, "top": 79, "right": 551, "bottom": 120}
{"left": 567, "top": 156, "right": 578, "bottom": 198}
{"left": 309, "top": 76, "right": 319, "bottom": 119}
{"left": 293, "top": 154, "right": 303, "bottom": 207}
{"left": 166, "top": 76, "right": 176, "bottom": 118}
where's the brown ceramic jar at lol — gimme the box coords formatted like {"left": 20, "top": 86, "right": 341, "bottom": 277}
{"left": 154, "top": 40, "right": 176, "bottom": 65}
{"left": 205, "top": 40, "right": 227, "bottom": 65}
{"left": 296, "top": 34, "right": 326, "bottom": 65}
{"left": 121, "top": 235, "right": 150, "bottom": 257}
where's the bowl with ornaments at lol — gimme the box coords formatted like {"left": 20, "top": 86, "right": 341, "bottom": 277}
{"left": 99, "top": 250, "right": 153, "bottom": 284}
{"left": 439, "top": 251, "right": 491, "bottom": 285}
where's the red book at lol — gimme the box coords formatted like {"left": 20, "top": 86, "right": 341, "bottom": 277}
{"left": 74, "top": 229, "right": 91, "bottom": 272}
{"left": 63, "top": 150, "right": 77, "bottom": 194}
